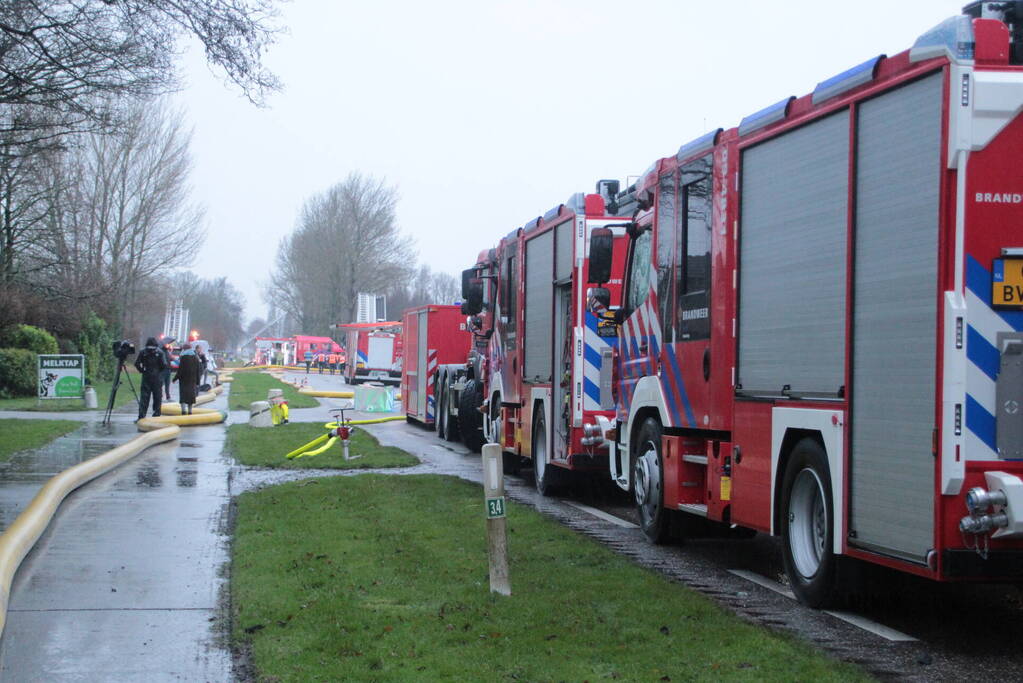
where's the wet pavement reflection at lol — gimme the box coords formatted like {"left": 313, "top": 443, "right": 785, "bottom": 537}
{"left": 0, "top": 395, "right": 233, "bottom": 680}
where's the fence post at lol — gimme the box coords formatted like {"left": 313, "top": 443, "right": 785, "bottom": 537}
{"left": 481, "top": 443, "right": 511, "bottom": 596}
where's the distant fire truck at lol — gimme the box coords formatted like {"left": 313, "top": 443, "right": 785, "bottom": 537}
{"left": 401, "top": 305, "right": 471, "bottom": 427}
{"left": 338, "top": 322, "right": 402, "bottom": 385}
{"left": 580, "top": 3, "right": 1023, "bottom": 605}
{"left": 458, "top": 192, "right": 629, "bottom": 488}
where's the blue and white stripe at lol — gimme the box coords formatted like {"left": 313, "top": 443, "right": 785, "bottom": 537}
{"left": 965, "top": 255, "right": 1023, "bottom": 459}
{"left": 583, "top": 312, "right": 617, "bottom": 411}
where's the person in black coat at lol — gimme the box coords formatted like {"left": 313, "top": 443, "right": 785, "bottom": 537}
{"left": 173, "top": 343, "right": 202, "bottom": 414}
{"left": 134, "top": 337, "right": 167, "bottom": 420}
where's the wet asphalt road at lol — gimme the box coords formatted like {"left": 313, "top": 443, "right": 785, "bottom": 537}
{"left": 3, "top": 370, "right": 1023, "bottom": 680}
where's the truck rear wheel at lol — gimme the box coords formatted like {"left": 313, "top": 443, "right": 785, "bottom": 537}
{"left": 634, "top": 418, "right": 670, "bottom": 544}
{"left": 459, "top": 378, "right": 485, "bottom": 452}
{"left": 781, "top": 438, "right": 842, "bottom": 608}
{"left": 438, "top": 376, "right": 460, "bottom": 442}
{"left": 533, "top": 411, "right": 560, "bottom": 496}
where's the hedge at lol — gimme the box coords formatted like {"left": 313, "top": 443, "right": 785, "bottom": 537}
{"left": 0, "top": 325, "right": 58, "bottom": 355}
{"left": 0, "top": 348, "right": 37, "bottom": 398}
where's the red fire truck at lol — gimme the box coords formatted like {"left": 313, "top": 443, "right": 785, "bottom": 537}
{"left": 339, "top": 322, "right": 403, "bottom": 385}
{"left": 459, "top": 191, "right": 629, "bottom": 489}
{"left": 402, "top": 305, "right": 472, "bottom": 427}
{"left": 582, "top": 4, "right": 1023, "bottom": 606}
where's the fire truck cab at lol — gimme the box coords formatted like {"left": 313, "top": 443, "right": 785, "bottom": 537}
{"left": 463, "top": 192, "right": 628, "bottom": 492}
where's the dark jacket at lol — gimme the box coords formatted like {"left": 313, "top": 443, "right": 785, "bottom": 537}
{"left": 134, "top": 340, "right": 167, "bottom": 378}
{"left": 174, "top": 352, "right": 202, "bottom": 404}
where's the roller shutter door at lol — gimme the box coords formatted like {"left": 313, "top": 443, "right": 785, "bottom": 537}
{"left": 738, "top": 110, "right": 849, "bottom": 396}
{"left": 850, "top": 72, "right": 942, "bottom": 563}
{"left": 524, "top": 231, "right": 553, "bottom": 382}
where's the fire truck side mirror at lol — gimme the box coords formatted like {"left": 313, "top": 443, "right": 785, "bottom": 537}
{"left": 462, "top": 268, "right": 484, "bottom": 315}
{"left": 588, "top": 228, "right": 614, "bottom": 284}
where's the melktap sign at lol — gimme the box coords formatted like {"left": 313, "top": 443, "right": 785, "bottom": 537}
{"left": 37, "top": 354, "right": 85, "bottom": 399}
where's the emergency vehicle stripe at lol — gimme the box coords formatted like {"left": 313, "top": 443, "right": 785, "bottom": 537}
{"left": 966, "top": 394, "right": 998, "bottom": 452}
{"left": 963, "top": 255, "right": 1016, "bottom": 457}
{"left": 966, "top": 326, "right": 1000, "bottom": 382}
{"left": 664, "top": 346, "right": 696, "bottom": 427}
{"left": 583, "top": 313, "right": 616, "bottom": 412}
{"left": 658, "top": 348, "right": 684, "bottom": 427}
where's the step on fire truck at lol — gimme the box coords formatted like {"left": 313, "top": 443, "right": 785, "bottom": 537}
{"left": 582, "top": 2, "right": 1023, "bottom": 606}
{"left": 401, "top": 305, "right": 472, "bottom": 428}
{"left": 339, "top": 322, "right": 403, "bottom": 385}
{"left": 457, "top": 191, "right": 628, "bottom": 489}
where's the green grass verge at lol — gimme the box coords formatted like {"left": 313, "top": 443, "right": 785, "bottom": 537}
{"left": 228, "top": 372, "right": 319, "bottom": 411}
{"left": 0, "top": 418, "right": 82, "bottom": 461}
{"left": 233, "top": 475, "right": 867, "bottom": 682}
{"left": 226, "top": 422, "right": 419, "bottom": 469}
{"left": 0, "top": 377, "right": 138, "bottom": 412}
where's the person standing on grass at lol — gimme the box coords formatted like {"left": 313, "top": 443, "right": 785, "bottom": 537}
{"left": 134, "top": 337, "right": 167, "bottom": 421}
{"left": 174, "top": 343, "right": 201, "bottom": 415}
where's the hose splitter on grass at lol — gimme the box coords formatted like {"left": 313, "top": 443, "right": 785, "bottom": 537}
{"left": 286, "top": 407, "right": 363, "bottom": 461}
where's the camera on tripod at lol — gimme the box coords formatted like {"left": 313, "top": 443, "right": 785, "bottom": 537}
{"left": 112, "top": 340, "right": 136, "bottom": 360}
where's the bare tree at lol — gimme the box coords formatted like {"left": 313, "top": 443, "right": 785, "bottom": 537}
{"left": 270, "top": 173, "right": 415, "bottom": 333}
{"left": 0, "top": 0, "right": 283, "bottom": 144}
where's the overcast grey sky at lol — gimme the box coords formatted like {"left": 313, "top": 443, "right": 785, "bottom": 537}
{"left": 176, "top": 0, "right": 969, "bottom": 323}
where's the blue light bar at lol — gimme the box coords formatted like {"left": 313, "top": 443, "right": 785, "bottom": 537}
{"left": 677, "top": 128, "right": 722, "bottom": 162}
{"left": 738, "top": 96, "right": 794, "bottom": 136}
{"left": 812, "top": 55, "right": 884, "bottom": 105}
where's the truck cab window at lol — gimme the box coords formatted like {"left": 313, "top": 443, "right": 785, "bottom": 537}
{"left": 678, "top": 161, "right": 712, "bottom": 341}
{"left": 657, "top": 173, "right": 677, "bottom": 340}
{"left": 626, "top": 229, "right": 653, "bottom": 313}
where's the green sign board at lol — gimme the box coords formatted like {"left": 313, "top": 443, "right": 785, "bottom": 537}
{"left": 38, "top": 354, "right": 85, "bottom": 399}
{"left": 486, "top": 496, "right": 506, "bottom": 519}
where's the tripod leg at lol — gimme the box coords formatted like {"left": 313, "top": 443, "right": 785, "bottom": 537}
{"left": 103, "top": 361, "right": 123, "bottom": 425}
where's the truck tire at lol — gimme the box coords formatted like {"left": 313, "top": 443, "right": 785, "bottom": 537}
{"left": 434, "top": 376, "right": 448, "bottom": 438}
{"left": 633, "top": 417, "right": 671, "bottom": 544}
{"left": 438, "top": 375, "right": 460, "bottom": 442}
{"left": 780, "top": 437, "right": 844, "bottom": 608}
{"left": 533, "top": 410, "right": 560, "bottom": 496}
{"left": 459, "top": 378, "right": 485, "bottom": 453}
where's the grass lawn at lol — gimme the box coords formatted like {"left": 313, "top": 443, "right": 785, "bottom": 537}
{"left": 0, "top": 376, "right": 138, "bottom": 413}
{"left": 0, "top": 418, "right": 82, "bottom": 461}
{"left": 228, "top": 372, "right": 319, "bottom": 411}
{"left": 226, "top": 422, "right": 419, "bottom": 470}
{"left": 233, "top": 475, "right": 867, "bottom": 682}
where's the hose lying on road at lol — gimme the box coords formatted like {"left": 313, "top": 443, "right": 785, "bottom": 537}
{"left": 136, "top": 385, "right": 227, "bottom": 431}
{"left": 297, "top": 387, "right": 355, "bottom": 399}
{"left": 0, "top": 425, "right": 181, "bottom": 638}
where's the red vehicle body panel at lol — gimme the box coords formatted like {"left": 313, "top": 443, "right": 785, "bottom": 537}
{"left": 402, "top": 305, "right": 472, "bottom": 425}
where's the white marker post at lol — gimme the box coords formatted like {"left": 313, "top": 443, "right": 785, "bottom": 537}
{"left": 481, "top": 443, "right": 511, "bottom": 596}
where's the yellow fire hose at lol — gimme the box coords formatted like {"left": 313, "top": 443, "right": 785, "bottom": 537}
{"left": 297, "top": 387, "right": 355, "bottom": 398}
{"left": 0, "top": 425, "right": 180, "bottom": 638}
{"left": 137, "top": 385, "right": 227, "bottom": 431}
{"left": 284, "top": 416, "right": 406, "bottom": 460}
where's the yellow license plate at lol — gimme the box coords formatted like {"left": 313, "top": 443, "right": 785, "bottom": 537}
{"left": 993, "top": 257, "right": 1023, "bottom": 308}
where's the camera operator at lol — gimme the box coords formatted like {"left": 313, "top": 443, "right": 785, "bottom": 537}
{"left": 134, "top": 337, "right": 167, "bottom": 421}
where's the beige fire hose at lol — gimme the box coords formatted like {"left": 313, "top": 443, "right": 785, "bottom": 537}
{"left": 0, "top": 425, "right": 181, "bottom": 637}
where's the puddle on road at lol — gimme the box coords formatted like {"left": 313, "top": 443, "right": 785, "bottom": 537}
{"left": 135, "top": 462, "right": 162, "bottom": 488}
{"left": 176, "top": 468, "right": 197, "bottom": 488}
